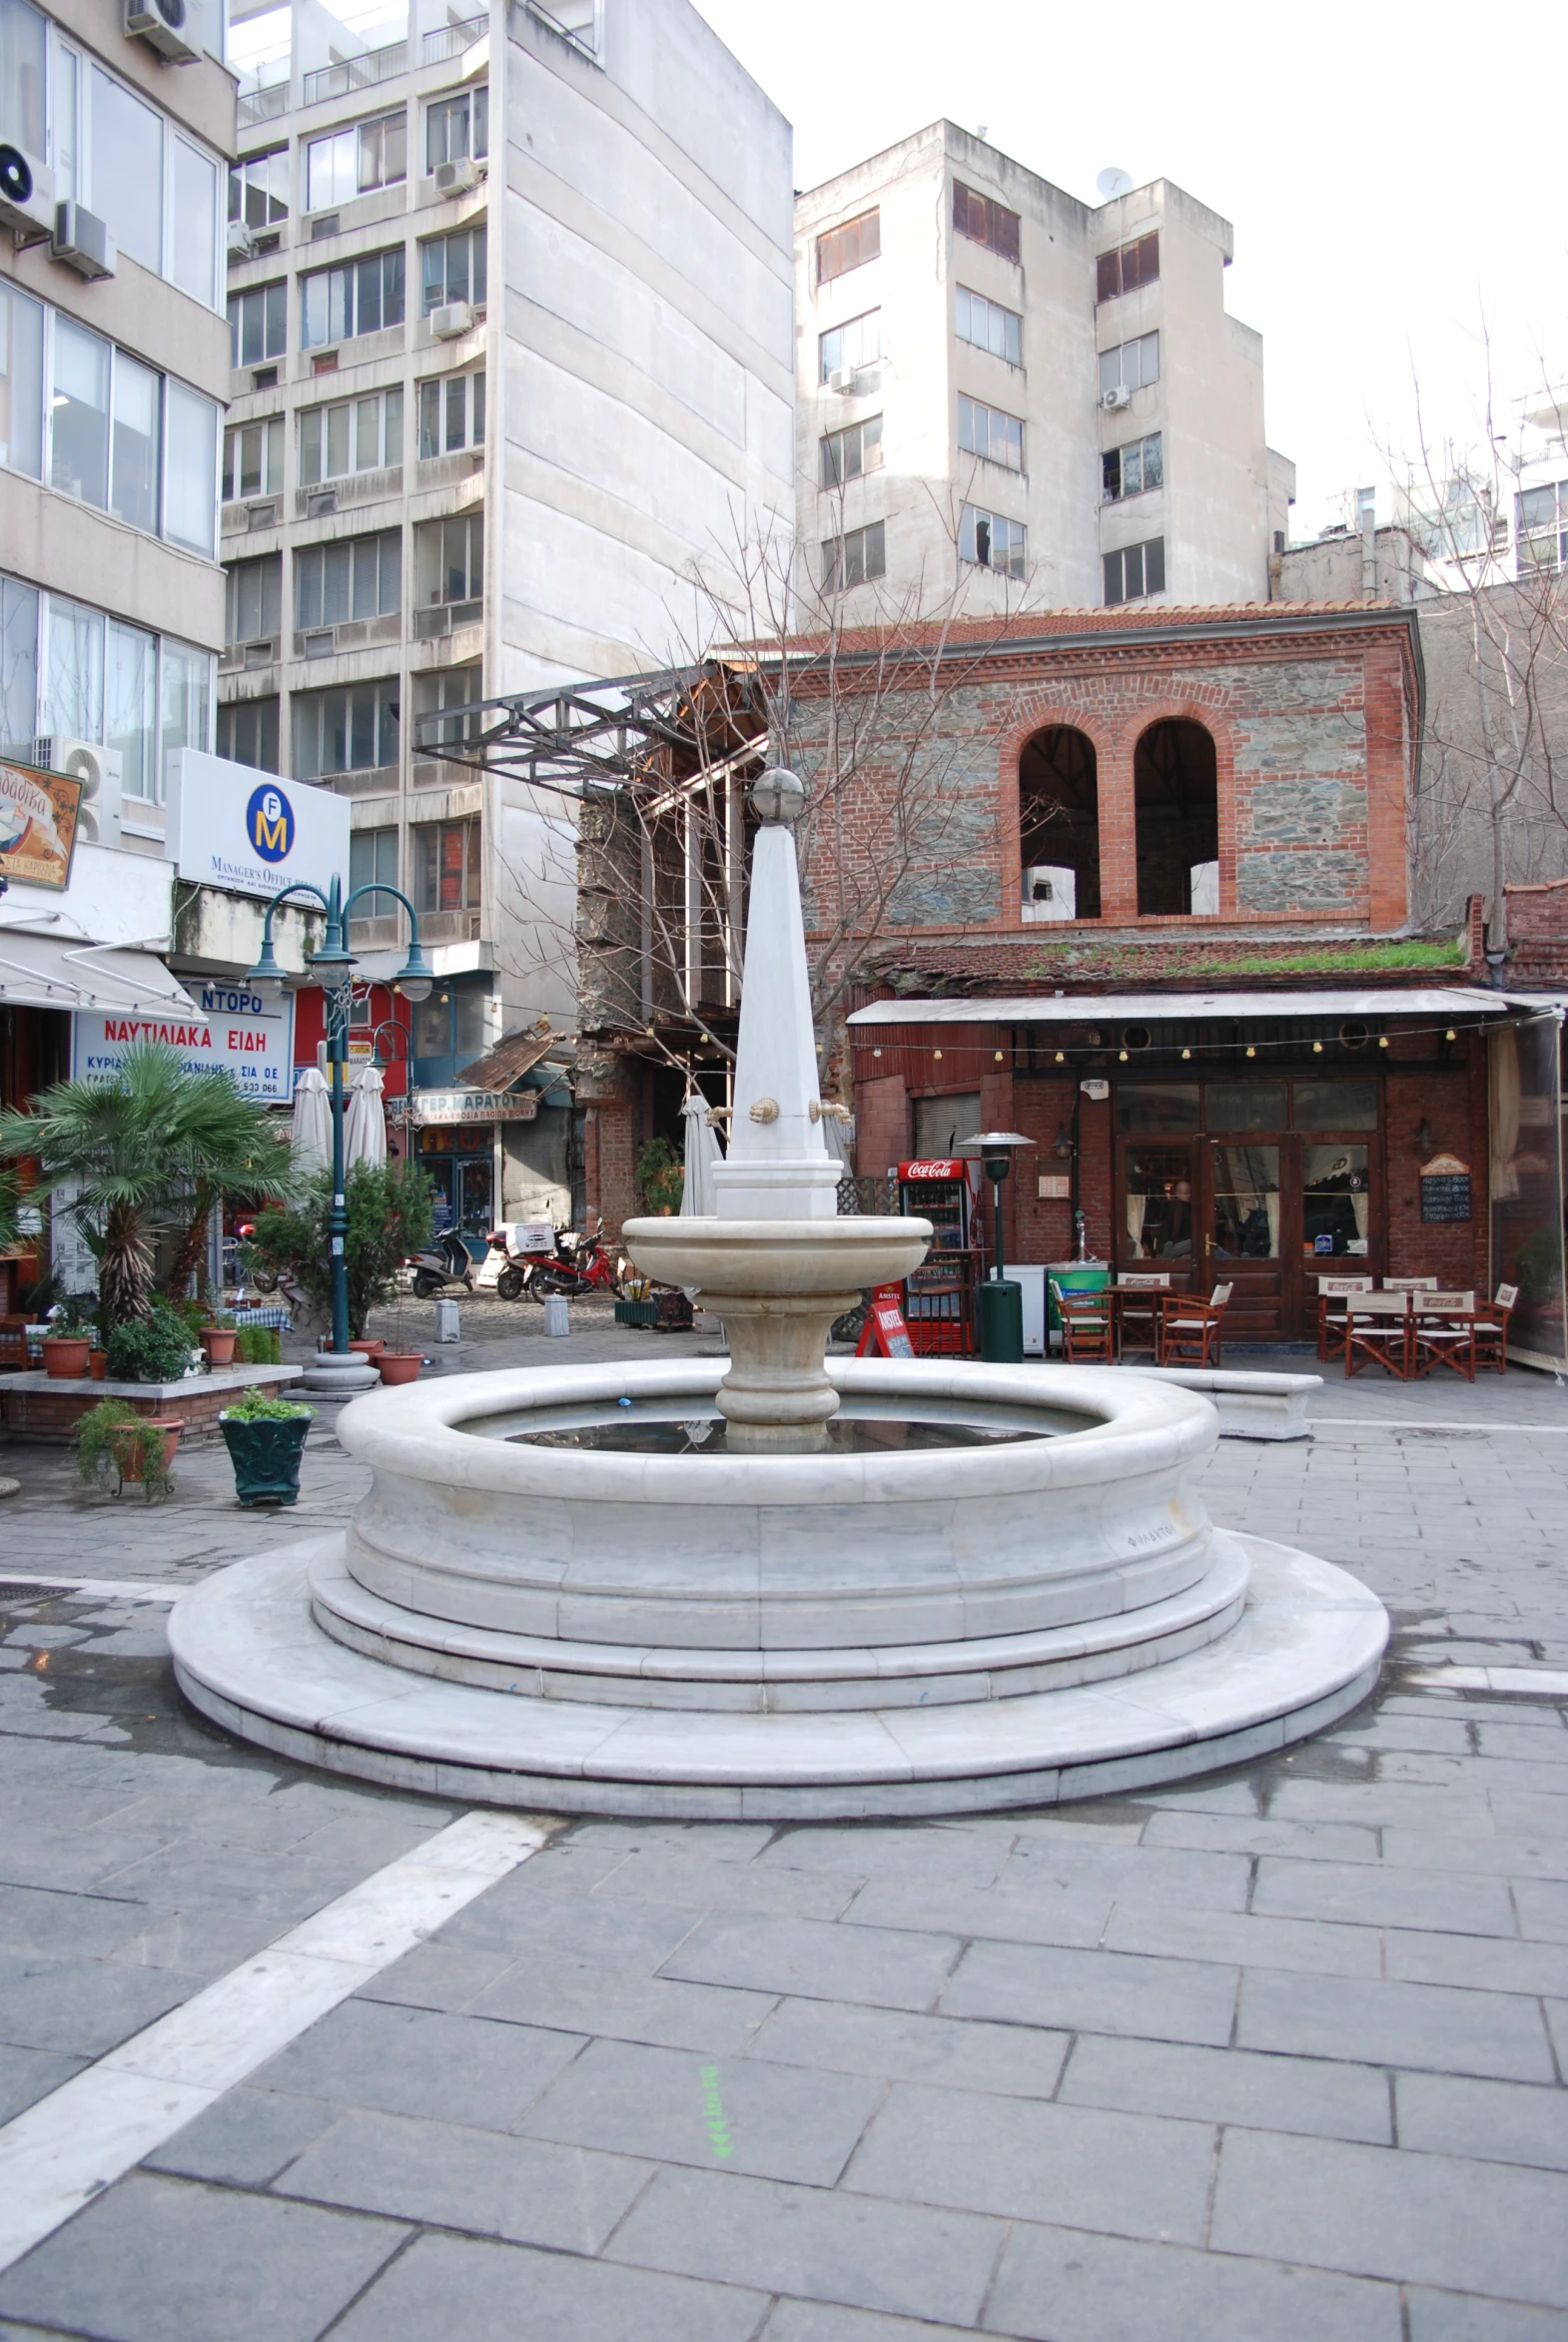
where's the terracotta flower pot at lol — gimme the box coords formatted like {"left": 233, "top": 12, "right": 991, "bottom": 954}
{"left": 376, "top": 1351, "right": 422, "bottom": 1385}
{"left": 41, "top": 1335, "right": 93, "bottom": 1380}
{"left": 89, "top": 1349, "right": 109, "bottom": 1381}
{"left": 200, "top": 1327, "right": 238, "bottom": 1369}
{"left": 349, "top": 1337, "right": 386, "bottom": 1356}
{"left": 112, "top": 1419, "right": 183, "bottom": 1482}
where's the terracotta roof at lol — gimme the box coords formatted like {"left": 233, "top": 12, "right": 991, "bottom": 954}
{"left": 742, "top": 601, "right": 1415, "bottom": 661}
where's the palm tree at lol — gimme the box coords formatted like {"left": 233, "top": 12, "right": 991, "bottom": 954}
{"left": 0, "top": 1044, "right": 299, "bottom": 1330}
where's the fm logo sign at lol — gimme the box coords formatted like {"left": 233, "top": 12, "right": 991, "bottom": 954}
{"left": 247, "top": 783, "right": 294, "bottom": 863}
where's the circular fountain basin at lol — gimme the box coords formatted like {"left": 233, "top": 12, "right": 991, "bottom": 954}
{"left": 169, "top": 1359, "right": 1388, "bottom": 1818}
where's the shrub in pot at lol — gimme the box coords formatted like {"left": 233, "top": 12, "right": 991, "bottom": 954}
{"left": 200, "top": 1309, "right": 239, "bottom": 1369}
{"left": 75, "top": 1399, "right": 179, "bottom": 1500}
{"left": 106, "top": 1301, "right": 199, "bottom": 1385}
{"left": 41, "top": 1290, "right": 98, "bottom": 1378}
{"left": 219, "top": 1385, "right": 315, "bottom": 1507}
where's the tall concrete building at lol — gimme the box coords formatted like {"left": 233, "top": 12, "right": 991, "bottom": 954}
{"left": 795, "top": 122, "right": 1295, "bottom": 619}
{"left": 217, "top": 0, "right": 793, "bottom": 1130}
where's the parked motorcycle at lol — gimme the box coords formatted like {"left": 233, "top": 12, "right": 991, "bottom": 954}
{"left": 485, "top": 1219, "right": 628, "bottom": 1302}
{"left": 480, "top": 1220, "right": 556, "bottom": 1303}
{"left": 405, "top": 1228, "right": 476, "bottom": 1300}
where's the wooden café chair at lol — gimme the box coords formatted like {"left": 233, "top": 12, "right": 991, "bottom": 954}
{"left": 1411, "top": 1292, "right": 1479, "bottom": 1383}
{"left": 1315, "top": 1274, "right": 1373, "bottom": 1364}
{"left": 1345, "top": 1290, "right": 1412, "bottom": 1379}
{"left": 1114, "top": 1271, "right": 1171, "bottom": 1359}
{"left": 1157, "top": 1284, "right": 1233, "bottom": 1369}
{"left": 1382, "top": 1276, "right": 1439, "bottom": 1292}
{"left": 1051, "top": 1281, "right": 1114, "bottom": 1364}
{"left": 1471, "top": 1282, "right": 1519, "bottom": 1375}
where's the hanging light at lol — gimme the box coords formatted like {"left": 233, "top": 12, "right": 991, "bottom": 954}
{"left": 1055, "top": 1050, "right": 1066, "bottom": 1064}
{"left": 1180, "top": 1047, "right": 1191, "bottom": 1061}
{"left": 1378, "top": 1035, "right": 1389, "bottom": 1049}
{"left": 934, "top": 1049, "right": 943, "bottom": 1061}
{"left": 1245, "top": 1045, "right": 1256, "bottom": 1059}
{"left": 994, "top": 1050, "right": 1004, "bottom": 1062}
{"left": 1445, "top": 1027, "right": 1456, "bottom": 1041}
{"left": 872, "top": 1047, "right": 882, "bottom": 1058}
{"left": 1119, "top": 1049, "right": 1129, "bottom": 1062}
{"left": 1312, "top": 1040, "right": 1323, "bottom": 1054}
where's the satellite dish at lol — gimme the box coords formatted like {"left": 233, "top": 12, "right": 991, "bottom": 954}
{"left": 1097, "top": 167, "right": 1134, "bottom": 201}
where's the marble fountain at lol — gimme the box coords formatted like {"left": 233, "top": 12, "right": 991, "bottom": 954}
{"left": 170, "top": 770, "right": 1387, "bottom": 1819}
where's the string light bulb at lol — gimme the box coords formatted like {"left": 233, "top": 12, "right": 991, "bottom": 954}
{"left": 933, "top": 1049, "right": 943, "bottom": 1061}
{"left": 1312, "top": 1041, "right": 1323, "bottom": 1054}
{"left": 872, "top": 1047, "right": 882, "bottom": 1058}
{"left": 995, "top": 1050, "right": 1004, "bottom": 1062}
{"left": 1245, "top": 1045, "right": 1256, "bottom": 1059}
{"left": 1445, "top": 1028, "right": 1456, "bottom": 1041}
{"left": 1180, "top": 1047, "right": 1191, "bottom": 1061}
{"left": 1119, "top": 1049, "right": 1129, "bottom": 1062}
{"left": 1055, "top": 1050, "right": 1066, "bottom": 1064}
{"left": 1378, "top": 1036, "right": 1389, "bottom": 1049}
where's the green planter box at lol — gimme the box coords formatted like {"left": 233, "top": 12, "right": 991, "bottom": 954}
{"left": 614, "top": 1299, "right": 661, "bottom": 1326}
{"left": 220, "top": 1413, "right": 311, "bottom": 1507}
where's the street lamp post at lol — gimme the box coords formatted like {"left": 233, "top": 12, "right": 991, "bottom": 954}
{"left": 247, "top": 875, "right": 432, "bottom": 1391}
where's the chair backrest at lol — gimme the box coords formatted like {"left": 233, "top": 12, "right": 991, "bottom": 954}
{"left": 1495, "top": 1282, "right": 1519, "bottom": 1310}
{"left": 1426, "top": 1291, "right": 1475, "bottom": 1312}
{"left": 1208, "top": 1284, "right": 1233, "bottom": 1306}
{"left": 1317, "top": 1275, "right": 1373, "bottom": 1296}
{"left": 1383, "top": 1276, "right": 1438, "bottom": 1291}
{"left": 1117, "top": 1272, "right": 1171, "bottom": 1288}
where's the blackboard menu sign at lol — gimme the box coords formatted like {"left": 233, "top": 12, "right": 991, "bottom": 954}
{"left": 1420, "top": 1153, "right": 1472, "bottom": 1223}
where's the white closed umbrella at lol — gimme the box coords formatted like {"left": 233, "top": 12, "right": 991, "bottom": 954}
{"left": 290, "top": 1065, "right": 332, "bottom": 1175}
{"left": 680, "top": 1093, "right": 724, "bottom": 1216}
{"left": 344, "top": 1061, "right": 387, "bottom": 1169}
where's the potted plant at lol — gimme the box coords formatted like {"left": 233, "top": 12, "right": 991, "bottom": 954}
{"left": 199, "top": 1308, "right": 239, "bottom": 1369}
{"left": 75, "top": 1398, "right": 179, "bottom": 1500}
{"left": 218, "top": 1384, "right": 315, "bottom": 1507}
{"left": 248, "top": 1161, "right": 433, "bottom": 1347}
{"left": 88, "top": 1345, "right": 109, "bottom": 1380}
{"left": 376, "top": 1348, "right": 421, "bottom": 1384}
{"left": 636, "top": 1137, "right": 684, "bottom": 1216}
{"left": 41, "top": 1292, "right": 97, "bottom": 1379}
{"left": 106, "top": 1300, "right": 202, "bottom": 1386}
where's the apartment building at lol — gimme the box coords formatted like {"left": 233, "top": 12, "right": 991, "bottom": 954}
{"left": 217, "top": 0, "right": 792, "bottom": 1230}
{"left": 795, "top": 122, "right": 1295, "bottom": 619}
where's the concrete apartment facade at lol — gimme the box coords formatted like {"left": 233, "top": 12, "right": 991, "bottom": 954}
{"left": 218, "top": 0, "right": 793, "bottom": 1226}
{"left": 795, "top": 123, "right": 1295, "bottom": 624}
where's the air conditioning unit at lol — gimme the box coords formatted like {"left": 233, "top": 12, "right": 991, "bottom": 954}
{"left": 429, "top": 300, "right": 474, "bottom": 340}
{"left": 227, "top": 218, "right": 257, "bottom": 259}
{"left": 0, "top": 144, "right": 55, "bottom": 240}
{"left": 1101, "top": 385, "right": 1133, "bottom": 412}
{"left": 827, "top": 366, "right": 857, "bottom": 394}
{"left": 434, "top": 157, "right": 483, "bottom": 197}
{"left": 1021, "top": 864, "right": 1075, "bottom": 922}
{"left": 36, "top": 739, "right": 124, "bottom": 850}
{"left": 124, "top": 0, "right": 202, "bottom": 63}
{"left": 52, "top": 203, "right": 116, "bottom": 281}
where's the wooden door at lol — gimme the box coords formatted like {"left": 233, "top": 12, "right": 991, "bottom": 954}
{"left": 1204, "top": 1138, "right": 1291, "bottom": 1339}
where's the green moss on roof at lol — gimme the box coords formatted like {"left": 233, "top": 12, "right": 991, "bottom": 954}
{"left": 1022, "top": 937, "right": 1464, "bottom": 982}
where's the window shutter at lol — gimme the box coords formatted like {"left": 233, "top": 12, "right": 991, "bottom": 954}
{"left": 1097, "top": 251, "right": 1119, "bottom": 303}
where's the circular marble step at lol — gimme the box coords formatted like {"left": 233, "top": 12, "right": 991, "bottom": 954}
{"left": 170, "top": 1532, "right": 1387, "bottom": 1821}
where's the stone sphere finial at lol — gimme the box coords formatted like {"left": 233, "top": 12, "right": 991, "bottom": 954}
{"left": 750, "top": 767, "right": 808, "bottom": 825}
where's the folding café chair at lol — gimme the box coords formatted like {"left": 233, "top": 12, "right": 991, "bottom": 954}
{"left": 1471, "top": 1282, "right": 1518, "bottom": 1375}
{"left": 1051, "top": 1281, "right": 1113, "bottom": 1363}
{"left": 1345, "top": 1292, "right": 1412, "bottom": 1379}
{"left": 1315, "top": 1275, "right": 1373, "bottom": 1364}
{"left": 1411, "top": 1292, "right": 1478, "bottom": 1383}
{"left": 1157, "top": 1283, "right": 1232, "bottom": 1369}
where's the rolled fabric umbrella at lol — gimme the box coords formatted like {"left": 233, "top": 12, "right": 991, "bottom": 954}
{"left": 289, "top": 1065, "right": 332, "bottom": 1175}
{"left": 344, "top": 1061, "right": 387, "bottom": 1169}
{"left": 680, "top": 1092, "right": 724, "bottom": 1216}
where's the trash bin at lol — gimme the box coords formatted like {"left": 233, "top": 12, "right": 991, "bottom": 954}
{"left": 1046, "top": 1261, "right": 1109, "bottom": 1349}
{"left": 543, "top": 1295, "right": 570, "bottom": 1338}
{"left": 433, "top": 1297, "right": 461, "bottom": 1343}
{"left": 978, "top": 1277, "right": 1024, "bottom": 1364}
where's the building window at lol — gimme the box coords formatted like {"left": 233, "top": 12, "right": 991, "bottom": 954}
{"left": 216, "top": 695, "right": 279, "bottom": 773}
{"left": 292, "top": 679, "right": 399, "bottom": 778}
{"left": 417, "top": 370, "right": 484, "bottom": 457}
{"left": 1099, "top": 333, "right": 1160, "bottom": 396}
{"left": 415, "top": 818, "right": 480, "bottom": 913}
{"left": 0, "top": 575, "right": 40, "bottom": 757}
{"left": 90, "top": 65, "right": 162, "bottom": 276}
{"left": 1097, "top": 232, "right": 1159, "bottom": 303}
{"left": 171, "top": 138, "right": 219, "bottom": 309}
{"left": 226, "top": 554, "right": 281, "bottom": 645}
{"left": 1517, "top": 481, "right": 1568, "bottom": 573}
{"left": 0, "top": 281, "right": 44, "bottom": 480}
{"left": 955, "top": 286, "right": 1022, "bottom": 367}
{"left": 44, "top": 592, "right": 103, "bottom": 744}
{"left": 0, "top": 0, "right": 47, "bottom": 157}
{"left": 1134, "top": 718, "right": 1217, "bottom": 916}
{"left": 952, "top": 180, "right": 1020, "bottom": 263}
{"left": 302, "top": 249, "right": 406, "bottom": 349}
{"left": 817, "top": 207, "right": 879, "bottom": 284}
{"left": 821, "top": 519, "right": 885, "bottom": 591}
{"left": 230, "top": 281, "right": 288, "bottom": 368}
{"left": 959, "top": 503, "right": 1026, "bottom": 578}
{"left": 106, "top": 617, "right": 157, "bottom": 801}
{"left": 426, "top": 88, "right": 488, "bottom": 171}
{"left": 414, "top": 513, "right": 483, "bottom": 607}
{"left": 306, "top": 110, "right": 406, "bottom": 212}
{"left": 229, "top": 148, "right": 289, "bottom": 230}
{"left": 164, "top": 380, "right": 219, "bottom": 558}
{"left": 420, "top": 228, "right": 486, "bottom": 314}
{"left": 413, "top": 664, "right": 482, "bottom": 751}
{"left": 295, "top": 530, "right": 400, "bottom": 628}
{"left": 50, "top": 315, "right": 110, "bottom": 510}
{"left": 10, "top": 577, "right": 212, "bottom": 802}
{"left": 820, "top": 413, "right": 882, "bottom": 488}
{"left": 958, "top": 393, "right": 1023, "bottom": 471}
{"left": 819, "top": 310, "right": 881, "bottom": 384}
{"left": 223, "top": 414, "right": 284, "bottom": 502}
{"left": 160, "top": 636, "right": 210, "bottom": 783}
{"left": 1104, "top": 537, "right": 1166, "bottom": 604}
{"left": 1103, "top": 431, "right": 1163, "bottom": 502}
{"left": 109, "top": 352, "right": 161, "bottom": 534}
{"left": 299, "top": 387, "right": 402, "bottom": 484}
{"left": 350, "top": 825, "right": 398, "bottom": 897}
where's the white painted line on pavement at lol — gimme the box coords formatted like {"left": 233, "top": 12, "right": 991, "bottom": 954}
{"left": 1312, "top": 1419, "right": 1568, "bottom": 1433}
{"left": 0, "top": 1809, "right": 553, "bottom": 2274}
{"left": 1404, "top": 1664, "right": 1568, "bottom": 1698}
{"left": 0, "top": 1575, "right": 179, "bottom": 1604}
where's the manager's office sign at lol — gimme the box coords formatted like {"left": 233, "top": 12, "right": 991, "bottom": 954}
{"left": 166, "top": 750, "right": 350, "bottom": 903}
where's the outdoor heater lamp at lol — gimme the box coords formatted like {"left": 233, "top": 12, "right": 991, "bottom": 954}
{"left": 957, "top": 1132, "right": 1036, "bottom": 1282}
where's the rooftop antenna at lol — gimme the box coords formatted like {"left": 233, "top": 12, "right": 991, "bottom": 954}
{"left": 1096, "top": 167, "right": 1134, "bottom": 201}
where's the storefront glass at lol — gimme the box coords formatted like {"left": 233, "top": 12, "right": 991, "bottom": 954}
{"left": 1302, "top": 1143, "right": 1369, "bottom": 1258}
{"left": 1211, "top": 1144, "right": 1279, "bottom": 1258}
{"left": 1125, "top": 1148, "right": 1193, "bottom": 1260}
{"left": 1490, "top": 1016, "right": 1565, "bottom": 1365}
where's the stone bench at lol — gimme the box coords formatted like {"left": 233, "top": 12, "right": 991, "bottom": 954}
{"left": 0, "top": 1364, "right": 305, "bottom": 1445}
{"left": 1108, "top": 1364, "right": 1318, "bottom": 1441}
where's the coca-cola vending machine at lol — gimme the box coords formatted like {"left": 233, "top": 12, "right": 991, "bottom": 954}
{"left": 895, "top": 1158, "right": 982, "bottom": 1355}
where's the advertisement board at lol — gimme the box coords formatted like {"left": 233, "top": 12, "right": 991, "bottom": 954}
{"left": 0, "top": 759, "right": 83, "bottom": 891}
{"left": 166, "top": 749, "right": 350, "bottom": 903}
{"left": 74, "top": 978, "right": 296, "bottom": 1103}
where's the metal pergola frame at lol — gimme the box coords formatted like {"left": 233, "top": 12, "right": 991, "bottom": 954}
{"left": 411, "top": 663, "right": 766, "bottom": 802}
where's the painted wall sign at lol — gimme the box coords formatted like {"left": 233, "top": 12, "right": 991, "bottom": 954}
{"left": 165, "top": 749, "right": 350, "bottom": 903}
{"left": 73, "top": 980, "right": 297, "bottom": 1102}
{"left": 1037, "top": 1172, "right": 1073, "bottom": 1199}
{"left": 0, "top": 760, "right": 83, "bottom": 891}
{"left": 1419, "top": 1152, "right": 1472, "bottom": 1223}
{"left": 409, "top": 1089, "right": 534, "bottom": 1128}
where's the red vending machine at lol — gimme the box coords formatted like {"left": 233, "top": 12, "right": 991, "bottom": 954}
{"left": 896, "top": 1159, "right": 981, "bottom": 1355}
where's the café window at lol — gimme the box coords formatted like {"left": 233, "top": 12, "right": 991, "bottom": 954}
{"left": 1126, "top": 1149, "right": 1194, "bottom": 1260}
{"left": 1212, "top": 1145, "right": 1280, "bottom": 1258}
{"left": 1303, "top": 1145, "right": 1369, "bottom": 1258}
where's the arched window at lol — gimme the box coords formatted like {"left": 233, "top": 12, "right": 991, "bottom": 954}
{"left": 1019, "top": 727, "right": 1100, "bottom": 921}
{"left": 1134, "top": 719, "right": 1218, "bottom": 916}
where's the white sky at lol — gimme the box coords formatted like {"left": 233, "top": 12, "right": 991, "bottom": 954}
{"left": 693, "top": 0, "right": 1568, "bottom": 539}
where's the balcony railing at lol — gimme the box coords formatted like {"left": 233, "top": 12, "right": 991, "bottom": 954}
{"left": 302, "top": 39, "right": 407, "bottom": 107}
{"left": 422, "top": 16, "right": 486, "bottom": 63}
{"left": 237, "top": 81, "right": 290, "bottom": 129}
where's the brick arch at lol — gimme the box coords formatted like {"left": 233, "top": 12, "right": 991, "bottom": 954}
{"left": 994, "top": 701, "right": 1118, "bottom": 925}
{"left": 1105, "top": 698, "right": 1240, "bottom": 923}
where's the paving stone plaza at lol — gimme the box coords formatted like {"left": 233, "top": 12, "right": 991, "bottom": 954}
{"left": 0, "top": 1301, "right": 1566, "bottom": 2340}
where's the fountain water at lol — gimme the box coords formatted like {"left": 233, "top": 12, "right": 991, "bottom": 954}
{"left": 170, "top": 772, "right": 1387, "bottom": 1818}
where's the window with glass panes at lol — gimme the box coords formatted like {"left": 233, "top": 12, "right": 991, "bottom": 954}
{"left": 217, "top": 695, "right": 279, "bottom": 773}
{"left": 818, "top": 310, "right": 881, "bottom": 382}
{"left": 1517, "top": 480, "right": 1568, "bottom": 572}
{"left": 413, "top": 664, "right": 483, "bottom": 752}
{"left": 223, "top": 415, "right": 283, "bottom": 502}
{"left": 958, "top": 394, "right": 1023, "bottom": 471}
{"left": 1097, "top": 233, "right": 1159, "bottom": 302}
{"left": 816, "top": 208, "right": 879, "bottom": 284}
{"left": 230, "top": 281, "right": 287, "bottom": 368}
{"left": 952, "top": 181, "right": 1020, "bottom": 261}
{"left": 0, "top": 281, "right": 44, "bottom": 479}
{"left": 292, "top": 679, "right": 398, "bottom": 778}
{"left": 1099, "top": 333, "right": 1160, "bottom": 395}
{"left": 229, "top": 149, "right": 289, "bottom": 231}
{"left": 821, "top": 520, "right": 885, "bottom": 591}
{"left": 415, "top": 513, "right": 482, "bottom": 606}
{"left": 819, "top": 413, "right": 882, "bottom": 487}
{"left": 301, "top": 248, "right": 405, "bottom": 347}
{"left": 0, "top": 575, "right": 39, "bottom": 757}
{"left": 306, "top": 109, "right": 406, "bottom": 212}
{"left": 959, "top": 504, "right": 1026, "bottom": 577}
{"left": 417, "top": 371, "right": 484, "bottom": 457}
{"left": 1103, "top": 432, "right": 1163, "bottom": 501}
{"left": 299, "top": 388, "right": 402, "bottom": 485}
{"left": 41, "top": 310, "right": 214, "bottom": 552}
{"left": 1103, "top": 537, "right": 1166, "bottom": 604}
{"left": 420, "top": 229, "right": 486, "bottom": 313}
{"left": 350, "top": 826, "right": 397, "bottom": 899}
{"left": 425, "top": 88, "right": 488, "bottom": 170}
{"left": 226, "top": 554, "right": 281, "bottom": 644}
{"left": 414, "top": 818, "right": 480, "bottom": 912}
{"left": 955, "top": 286, "right": 1022, "bottom": 366}
{"left": 5, "top": 575, "right": 211, "bottom": 801}
{"left": 295, "top": 531, "right": 400, "bottom": 629}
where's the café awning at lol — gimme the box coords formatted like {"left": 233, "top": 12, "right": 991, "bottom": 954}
{"left": 0, "top": 929, "right": 198, "bottom": 1019}
{"left": 847, "top": 988, "right": 1517, "bottom": 1027}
